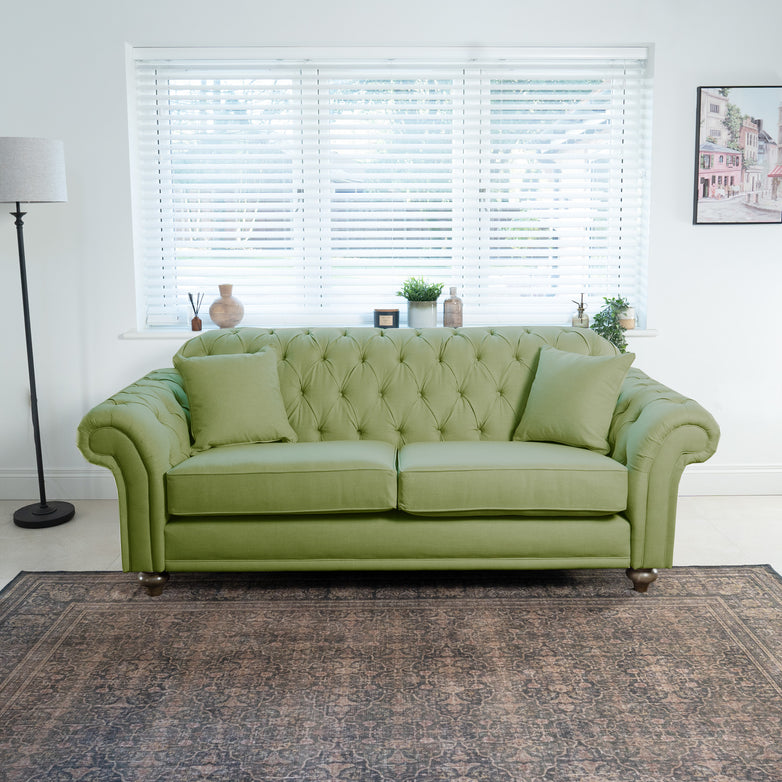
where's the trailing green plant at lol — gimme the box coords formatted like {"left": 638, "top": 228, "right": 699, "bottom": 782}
{"left": 396, "top": 277, "right": 445, "bottom": 302}
{"left": 591, "top": 296, "right": 631, "bottom": 353}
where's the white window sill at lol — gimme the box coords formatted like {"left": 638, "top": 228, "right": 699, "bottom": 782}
{"left": 121, "top": 328, "right": 208, "bottom": 341}
{"left": 121, "top": 326, "right": 659, "bottom": 340}
{"left": 625, "top": 329, "right": 658, "bottom": 338}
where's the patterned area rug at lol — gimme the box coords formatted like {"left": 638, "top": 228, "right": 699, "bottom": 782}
{"left": 1, "top": 567, "right": 780, "bottom": 781}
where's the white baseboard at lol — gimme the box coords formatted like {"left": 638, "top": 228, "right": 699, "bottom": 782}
{"left": 1, "top": 464, "right": 780, "bottom": 501}
{"left": 0, "top": 469, "right": 117, "bottom": 501}
{"left": 678, "top": 464, "right": 782, "bottom": 496}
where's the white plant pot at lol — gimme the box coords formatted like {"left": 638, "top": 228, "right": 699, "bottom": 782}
{"left": 407, "top": 300, "right": 438, "bottom": 328}
{"left": 618, "top": 307, "right": 636, "bottom": 330}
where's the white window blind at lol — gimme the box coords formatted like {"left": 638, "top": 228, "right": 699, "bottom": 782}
{"left": 130, "top": 48, "right": 651, "bottom": 328}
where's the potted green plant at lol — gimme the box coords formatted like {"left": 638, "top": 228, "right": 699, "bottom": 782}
{"left": 397, "top": 277, "right": 444, "bottom": 328}
{"left": 591, "top": 295, "right": 632, "bottom": 353}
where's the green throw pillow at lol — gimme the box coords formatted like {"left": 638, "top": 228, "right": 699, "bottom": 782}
{"left": 173, "top": 349, "right": 297, "bottom": 452}
{"left": 513, "top": 346, "right": 634, "bottom": 454}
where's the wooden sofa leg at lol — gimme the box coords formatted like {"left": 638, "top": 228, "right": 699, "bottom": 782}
{"left": 626, "top": 568, "right": 658, "bottom": 593}
{"left": 138, "top": 571, "right": 169, "bottom": 596}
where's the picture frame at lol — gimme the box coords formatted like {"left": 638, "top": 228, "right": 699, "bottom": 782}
{"left": 694, "top": 86, "right": 782, "bottom": 224}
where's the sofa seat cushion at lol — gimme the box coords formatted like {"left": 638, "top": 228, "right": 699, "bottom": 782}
{"left": 167, "top": 440, "right": 397, "bottom": 516}
{"left": 397, "top": 441, "right": 627, "bottom": 517}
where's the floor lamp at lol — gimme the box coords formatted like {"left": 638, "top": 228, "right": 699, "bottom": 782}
{"left": 0, "top": 137, "right": 75, "bottom": 529}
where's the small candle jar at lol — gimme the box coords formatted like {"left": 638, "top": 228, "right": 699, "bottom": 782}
{"left": 373, "top": 308, "right": 399, "bottom": 328}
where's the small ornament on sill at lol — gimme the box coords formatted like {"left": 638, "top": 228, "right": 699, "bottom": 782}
{"left": 209, "top": 284, "right": 244, "bottom": 328}
{"left": 374, "top": 308, "right": 399, "bottom": 328}
{"left": 618, "top": 306, "right": 636, "bottom": 330}
{"left": 443, "top": 286, "right": 463, "bottom": 328}
{"left": 571, "top": 293, "right": 589, "bottom": 328}
{"left": 188, "top": 292, "right": 204, "bottom": 332}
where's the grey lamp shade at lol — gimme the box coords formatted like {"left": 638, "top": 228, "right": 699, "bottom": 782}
{"left": 0, "top": 137, "right": 67, "bottom": 204}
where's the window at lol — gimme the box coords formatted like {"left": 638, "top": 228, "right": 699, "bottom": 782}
{"left": 129, "top": 47, "right": 652, "bottom": 328}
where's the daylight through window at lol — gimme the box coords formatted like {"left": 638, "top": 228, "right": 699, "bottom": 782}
{"left": 130, "top": 47, "right": 652, "bottom": 328}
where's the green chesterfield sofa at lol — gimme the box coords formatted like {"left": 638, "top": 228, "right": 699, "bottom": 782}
{"left": 77, "top": 326, "right": 719, "bottom": 595}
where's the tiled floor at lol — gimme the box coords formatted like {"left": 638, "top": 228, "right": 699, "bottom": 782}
{"left": 1, "top": 496, "right": 780, "bottom": 591}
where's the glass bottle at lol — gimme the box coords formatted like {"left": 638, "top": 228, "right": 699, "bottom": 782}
{"left": 443, "top": 286, "right": 463, "bottom": 328}
{"left": 571, "top": 294, "right": 589, "bottom": 328}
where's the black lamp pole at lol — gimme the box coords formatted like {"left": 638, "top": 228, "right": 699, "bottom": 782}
{"left": 1, "top": 136, "right": 73, "bottom": 528}
{"left": 11, "top": 203, "right": 75, "bottom": 529}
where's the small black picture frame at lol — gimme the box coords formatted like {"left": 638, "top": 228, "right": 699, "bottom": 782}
{"left": 694, "top": 86, "right": 782, "bottom": 224}
{"left": 373, "top": 308, "right": 399, "bottom": 328}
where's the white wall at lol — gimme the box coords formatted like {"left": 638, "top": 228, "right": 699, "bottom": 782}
{"left": 1, "top": 0, "right": 780, "bottom": 499}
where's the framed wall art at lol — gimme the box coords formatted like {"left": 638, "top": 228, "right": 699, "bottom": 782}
{"left": 694, "top": 86, "right": 782, "bottom": 224}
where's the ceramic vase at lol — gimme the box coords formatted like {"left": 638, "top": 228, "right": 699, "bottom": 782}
{"left": 407, "top": 300, "right": 437, "bottom": 328}
{"left": 209, "top": 284, "right": 244, "bottom": 328}
{"left": 618, "top": 307, "right": 636, "bottom": 330}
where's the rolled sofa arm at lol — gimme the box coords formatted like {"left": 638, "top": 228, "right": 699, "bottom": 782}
{"left": 609, "top": 368, "right": 720, "bottom": 569}
{"left": 77, "top": 369, "right": 191, "bottom": 573}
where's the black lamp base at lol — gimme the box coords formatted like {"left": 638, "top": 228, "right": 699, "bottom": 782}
{"left": 14, "top": 501, "right": 75, "bottom": 529}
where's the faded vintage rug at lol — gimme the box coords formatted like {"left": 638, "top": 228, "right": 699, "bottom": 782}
{"left": 0, "top": 567, "right": 780, "bottom": 781}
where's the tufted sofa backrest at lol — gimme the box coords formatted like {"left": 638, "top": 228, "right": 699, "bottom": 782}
{"left": 175, "top": 326, "right": 618, "bottom": 446}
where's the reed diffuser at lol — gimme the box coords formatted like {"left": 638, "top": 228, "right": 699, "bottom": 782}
{"left": 188, "top": 293, "right": 204, "bottom": 331}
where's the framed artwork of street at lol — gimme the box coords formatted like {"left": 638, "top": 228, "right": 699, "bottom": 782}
{"left": 694, "top": 86, "right": 782, "bottom": 224}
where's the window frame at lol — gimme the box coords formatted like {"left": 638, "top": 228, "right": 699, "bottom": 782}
{"left": 127, "top": 45, "right": 653, "bottom": 330}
